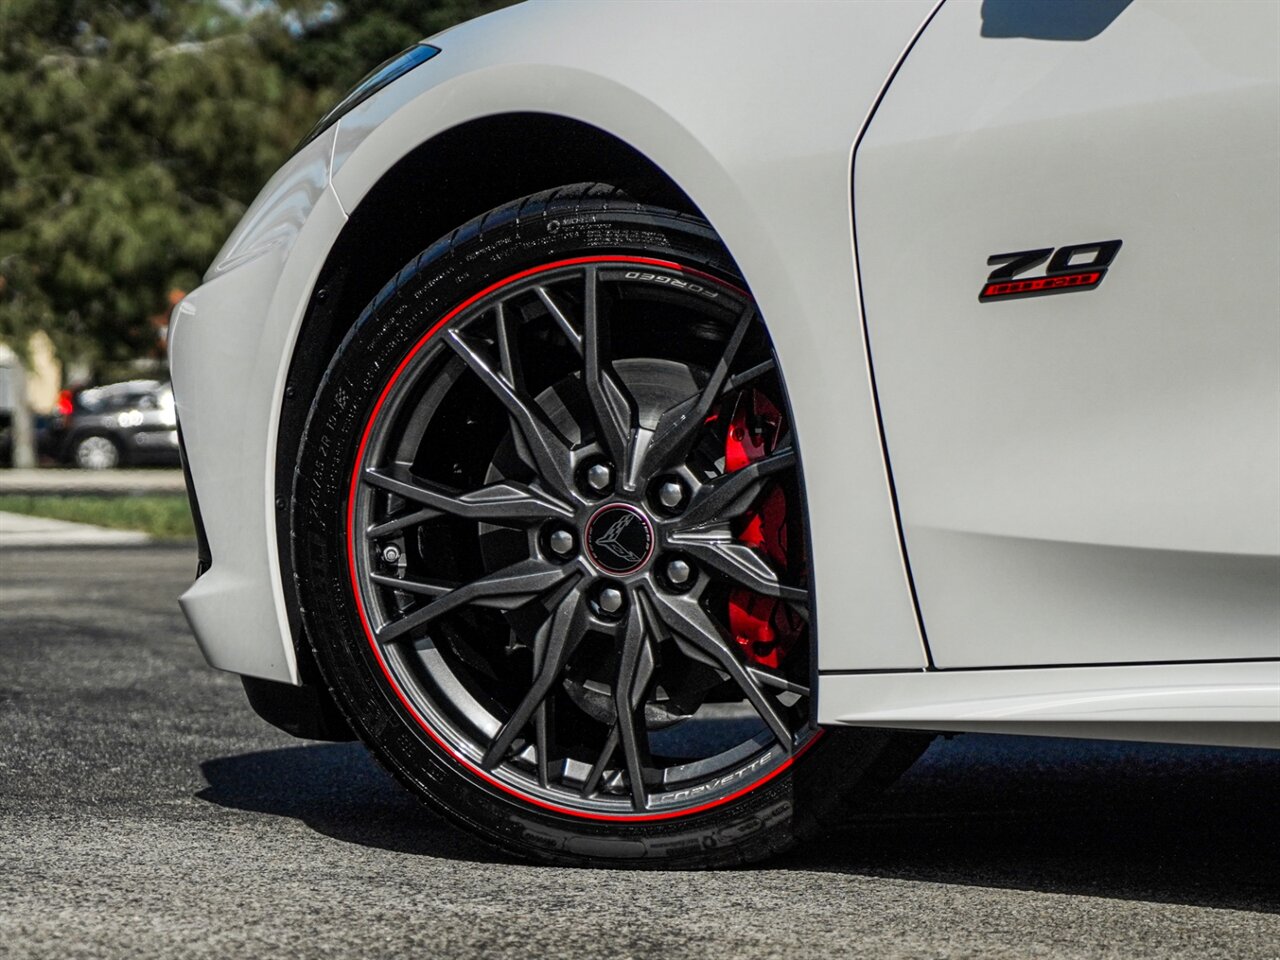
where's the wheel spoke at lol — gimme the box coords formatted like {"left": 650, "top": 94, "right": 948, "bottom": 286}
{"left": 642, "top": 304, "right": 756, "bottom": 474}
{"left": 665, "top": 529, "right": 807, "bottom": 603}
{"left": 534, "top": 286, "right": 583, "bottom": 353}
{"left": 676, "top": 446, "right": 796, "bottom": 527}
{"left": 365, "top": 507, "right": 439, "bottom": 540}
{"left": 494, "top": 302, "right": 526, "bottom": 394}
{"left": 481, "top": 577, "right": 588, "bottom": 769}
{"left": 614, "top": 591, "right": 659, "bottom": 809}
{"left": 446, "top": 327, "right": 576, "bottom": 499}
{"left": 533, "top": 696, "right": 552, "bottom": 788}
{"left": 581, "top": 725, "right": 619, "bottom": 798}
{"left": 581, "top": 266, "right": 639, "bottom": 480}
{"left": 723, "top": 358, "right": 776, "bottom": 394}
{"left": 747, "top": 666, "right": 809, "bottom": 698}
{"left": 375, "top": 558, "right": 573, "bottom": 644}
{"left": 648, "top": 589, "right": 793, "bottom": 750}
{"left": 363, "top": 464, "right": 572, "bottom": 528}
{"left": 368, "top": 571, "right": 452, "bottom": 597}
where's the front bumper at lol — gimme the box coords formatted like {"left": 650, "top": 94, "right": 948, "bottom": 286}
{"left": 168, "top": 130, "right": 346, "bottom": 683}
{"left": 169, "top": 250, "right": 301, "bottom": 681}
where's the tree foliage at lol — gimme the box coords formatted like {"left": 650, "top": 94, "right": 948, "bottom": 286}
{"left": 0, "top": 0, "right": 507, "bottom": 367}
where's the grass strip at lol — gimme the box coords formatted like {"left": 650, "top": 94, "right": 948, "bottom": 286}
{"left": 0, "top": 494, "right": 195, "bottom": 540}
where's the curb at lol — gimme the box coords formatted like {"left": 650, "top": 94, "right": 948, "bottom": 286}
{"left": 0, "top": 539, "right": 198, "bottom": 552}
{"left": 0, "top": 511, "right": 158, "bottom": 548}
{"left": 0, "top": 468, "right": 187, "bottom": 497}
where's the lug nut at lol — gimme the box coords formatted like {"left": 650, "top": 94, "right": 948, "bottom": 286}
{"left": 381, "top": 544, "right": 402, "bottom": 564}
{"left": 596, "top": 585, "right": 625, "bottom": 615}
{"left": 586, "top": 462, "right": 613, "bottom": 492}
{"left": 548, "top": 528, "right": 576, "bottom": 557}
{"left": 657, "top": 478, "right": 685, "bottom": 510}
{"left": 665, "top": 558, "right": 692, "bottom": 586}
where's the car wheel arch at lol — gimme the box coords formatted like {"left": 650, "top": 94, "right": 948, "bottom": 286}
{"left": 271, "top": 113, "right": 709, "bottom": 694}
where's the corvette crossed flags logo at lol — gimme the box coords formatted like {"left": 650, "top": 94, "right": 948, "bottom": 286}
{"left": 594, "top": 513, "right": 644, "bottom": 565}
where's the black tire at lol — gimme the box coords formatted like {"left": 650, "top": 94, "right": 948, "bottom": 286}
{"left": 292, "top": 184, "right": 929, "bottom": 868}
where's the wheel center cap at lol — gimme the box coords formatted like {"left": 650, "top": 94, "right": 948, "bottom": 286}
{"left": 585, "top": 503, "right": 654, "bottom": 575}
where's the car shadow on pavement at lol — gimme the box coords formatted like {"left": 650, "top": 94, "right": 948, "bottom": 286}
{"left": 197, "top": 742, "right": 511, "bottom": 865}
{"left": 199, "top": 734, "right": 1280, "bottom": 912}
{"left": 778, "top": 734, "right": 1280, "bottom": 915}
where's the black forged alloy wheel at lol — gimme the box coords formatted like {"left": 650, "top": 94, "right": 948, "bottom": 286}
{"left": 293, "top": 185, "right": 929, "bottom": 867}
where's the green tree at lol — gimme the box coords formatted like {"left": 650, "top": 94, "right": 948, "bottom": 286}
{"left": 0, "top": 0, "right": 510, "bottom": 373}
{"left": 0, "top": 1, "right": 323, "bottom": 368}
{"left": 267, "top": 0, "right": 511, "bottom": 92}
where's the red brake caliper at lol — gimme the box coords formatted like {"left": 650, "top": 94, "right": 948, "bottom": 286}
{"left": 723, "top": 389, "right": 805, "bottom": 670}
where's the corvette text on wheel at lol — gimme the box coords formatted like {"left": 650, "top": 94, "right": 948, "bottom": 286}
{"left": 170, "top": 0, "right": 1280, "bottom": 867}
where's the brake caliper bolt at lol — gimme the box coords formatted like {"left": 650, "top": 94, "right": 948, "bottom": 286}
{"left": 596, "top": 586, "right": 625, "bottom": 615}
{"left": 586, "top": 463, "right": 613, "bottom": 492}
{"left": 548, "top": 529, "right": 575, "bottom": 557}
{"left": 665, "top": 558, "right": 692, "bottom": 586}
{"left": 381, "top": 544, "right": 402, "bottom": 564}
{"left": 658, "top": 478, "right": 685, "bottom": 510}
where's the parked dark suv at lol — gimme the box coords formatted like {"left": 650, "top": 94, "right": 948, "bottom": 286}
{"left": 44, "top": 380, "right": 180, "bottom": 469}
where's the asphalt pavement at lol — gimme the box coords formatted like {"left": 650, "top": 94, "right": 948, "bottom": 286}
{"left": 1, "top": 545, "right": 1277, "bottom": 959}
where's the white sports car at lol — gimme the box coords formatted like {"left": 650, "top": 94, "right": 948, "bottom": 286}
{"left": 170, "top": 0, "right": 1280, "bottom": 867}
